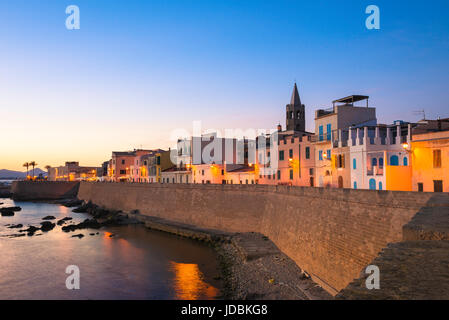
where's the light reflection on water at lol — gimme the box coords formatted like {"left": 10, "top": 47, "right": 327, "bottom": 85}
{"left": 0, "top": 198, "right": 222, "bottom": 300}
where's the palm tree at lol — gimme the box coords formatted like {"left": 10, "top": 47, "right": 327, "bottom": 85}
{"left": 23, "top": 162, "right": 29, "bottom": 179}
{"left": 29, "top": 161, "right": 37, "bottom": 179}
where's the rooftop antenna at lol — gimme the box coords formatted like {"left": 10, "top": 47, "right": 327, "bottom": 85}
{"left": 413, "top": 109, "right": 426, "bottom": 120}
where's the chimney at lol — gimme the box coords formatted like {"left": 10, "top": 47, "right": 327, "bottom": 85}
{"left": 277, "top": 124, "right": 282, "bottom": 132}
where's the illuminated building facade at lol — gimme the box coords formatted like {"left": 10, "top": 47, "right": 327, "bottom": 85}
{"left": 48, "top": 162, "right": 101, "bottom": 181}
{"left": 411, "top": 119, "right": 449, "bottom": 192}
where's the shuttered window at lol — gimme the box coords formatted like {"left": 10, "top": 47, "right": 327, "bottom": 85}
{"left": 433, "top": 150, "right": 442, "bottom": 168}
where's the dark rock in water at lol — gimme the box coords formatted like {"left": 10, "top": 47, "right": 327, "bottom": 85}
{"left": 8, "top": 224, "right": 23, "bottom": 229}
{"left": 21, "top": 225, "right": 40, "bottom": 233}
{"left": 42, "top": 216, "right": 56, "bottom": 220}
{"left": 8, "top": 233, "right": 26, "bottom": 238}
{"left": 1, "top": 210, "right": 14, "bottom": 217}
{"left": 62, "top": 218, "right": 102, "bottom": 232}
{"left": 57, "top": 217, "right": 73, "bottom": 226}
{"left": 0, "top": 206, "right": 21, "bottom": 212}
{"left": 40, "top": 221, "right": 56, "bottom": 232}
{"left": 89, "top": 233, "right": 95, "bottom": 236}
{"left": 71, "top": 234, "right": 84, "bottom": 239}
{"left": 62, "top": 199, "right": 83, "bottom": 208}
{"left": 72, "top": 201, "right": 93, "bottom": 213}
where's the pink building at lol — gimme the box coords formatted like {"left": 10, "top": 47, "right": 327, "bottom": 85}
{"left": 109, "top": 149, "right": 161, "bottom": 182}
{"left": 257, "top": 132, "right": 315, "bottom": 186}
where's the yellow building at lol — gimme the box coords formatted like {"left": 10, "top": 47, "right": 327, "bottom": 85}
{"left": 411, "top": 124, "right": 449, "bottom": 192}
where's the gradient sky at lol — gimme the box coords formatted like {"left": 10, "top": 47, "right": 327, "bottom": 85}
{"left": 1, "top": 0, "right": 448, "bottom": 171}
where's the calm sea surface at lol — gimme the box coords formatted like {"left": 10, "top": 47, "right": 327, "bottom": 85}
{"left": 0, "top": 198, "right": 222, "bottom": 300}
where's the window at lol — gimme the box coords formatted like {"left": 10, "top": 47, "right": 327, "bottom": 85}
{"left": 379, "top": 182, "right": 383, "bottom": 191}
{"left": 418, "top": 183, "right": 423, "bottom": 192}
{"left": 434, "top": 180, "right": 443, "bottom": 193}
{"left": 319, "top": 125, "right": 324, "bottom": 141}
{"left": 319, "top": 151, "right": 323, "bottom": 161}
{"left": 289, "top": 149, "right": 293, "bottom": 159}
{"left": 202, "top": 170, "right": 205, "bottom": 176}
{"left": 403, "top": 157, "right": 408, "bottom": 166}
{"left": 221, "top": 169, "right": 224, "bottom": 176}
{"left": 305, "top": 147, "right": 310, "bottom": 159}
{"left": 433, "top": 150, "right": 442, "bottom": 168}
{"left": 353, "top": 159, "right": 357, "bottom": 170}
{"left": 354, "top": 181, "right": 357, "bottom": 189}
{"left": 120, "top": 170, "right": 126, "bottom": 174}
{"left": 309, "top": 168, "right": 314, "bottom": 175}
{"left": 289, "top": 169, "right": 293, "bottom": 180}
{"left": 390, "top": 155, "right": 399, "bottom": 166}
{"left": 291, "top": 138, "right": 295, "bottom": 144}
{"left": 277, "top": 170, "right": 281, "bottom": 180}
{"left": 372, "top": 158, "right": 377, "bottom": 167}
{"left": 379, "top": 157, "right": 384, "bottom": 167}
{"left": 279, "top": 151, "right": 284, "bottom": 161}
{"left": 337, "top": 154, "right": 345, "bottom": 168}
{"left": 327, "top": 149, "right": 331, "bottom": 160}
{"left": 121, "top": 160, "right": 125, "bottom": 165}
{"left": 157, "top": 156, "right": 161, "bottom": 165}
{"left": 326, "top": 124, "right": 331, "bottom": 141}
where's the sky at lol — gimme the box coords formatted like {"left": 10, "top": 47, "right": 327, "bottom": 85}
{"left": 1, "top": 0, "right": 448, "bottom": 171}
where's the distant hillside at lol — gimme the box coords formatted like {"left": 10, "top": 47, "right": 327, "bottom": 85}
{"left": 0, "top": 168, "right": 47, "bottom": 179}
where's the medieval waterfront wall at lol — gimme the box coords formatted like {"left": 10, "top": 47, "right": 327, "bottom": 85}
{"left": 11, "top": 181, "right": 80, "bottom": 200}
{"left": 75, "top": 182, "right": 447, "bottom": 294}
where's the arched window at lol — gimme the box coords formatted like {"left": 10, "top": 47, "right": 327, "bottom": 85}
{"left": 403, "top": 157, "right": 408, "bottom": 166}
{"left": 372, "top": 158, "right": 378, "bottom": 167}
{"left": 379, "top": 157, "right": 384, "bottom": 167}
{"left": 354, "top": 181, "right": 357, "bottom": 189}
{"left": 379, "top": 182, "right": 383, "bottom": 190}
{"left": 369, "top": 179, "right": 376, "bottom": 190}
{"left": 390, "top": 155, "right": 399, "bottom": 166}
{"left": 353, "top": 158, "right": 357, "bottom": 170}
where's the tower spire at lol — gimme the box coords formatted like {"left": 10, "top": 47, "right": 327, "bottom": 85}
{"left": 285, "top": 83, "right": 305, "bottom": 132}
{"left": 290, "top": 83, "right": 301, "bottom": 106}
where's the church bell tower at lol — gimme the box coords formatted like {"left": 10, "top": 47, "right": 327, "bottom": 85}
{"left": 286, "top": 83, "right": 305, "bottom": 132}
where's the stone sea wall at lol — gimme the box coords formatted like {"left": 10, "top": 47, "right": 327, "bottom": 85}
{"left": 76, "top": 182, "right": 444, "bottom": 294}
{"left": 11, "top": 181, "right": 80, "bottom": 201}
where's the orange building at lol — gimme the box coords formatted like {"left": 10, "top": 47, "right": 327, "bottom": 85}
{"left": 411, "top": 119, "right": 449, "bottom": 192}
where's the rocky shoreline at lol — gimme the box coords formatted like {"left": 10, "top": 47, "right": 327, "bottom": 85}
{"left": 1, "top": 199, "right": 142, "bottom": 238}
